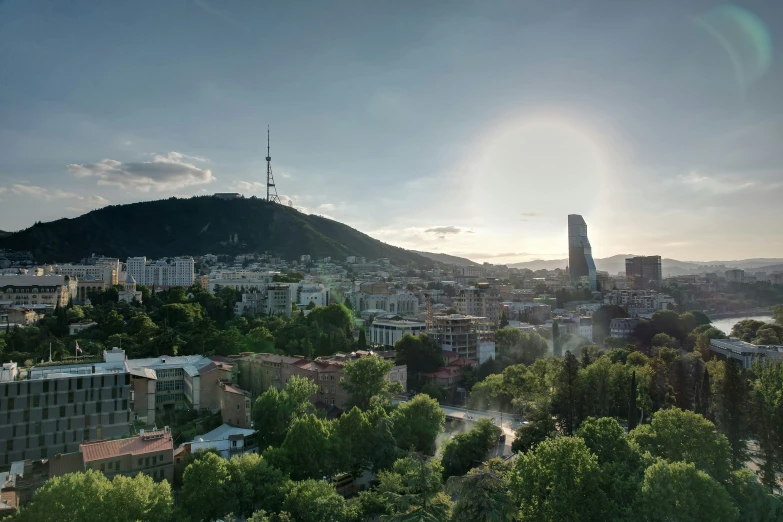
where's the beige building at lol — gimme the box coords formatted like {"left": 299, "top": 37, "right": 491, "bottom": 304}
{"left": 218, "top": 382, "right": 252, "bottom": 428}
{"left": 76, "top": 278, "right": 113, "bottom": 302}
{"left": 455, "top": 283, "right": 501, "bottom": 326}
{"left": 429, "top": 314, "right": 495, "bottom": 362}
{"left": 0, "top": 275, "right": 77, "bottom": 308}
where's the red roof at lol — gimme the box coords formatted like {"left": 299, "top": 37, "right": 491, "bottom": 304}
{"left": 448, "top": 358, "right": 477, "bottom": 367}
{"left": 81, "top": 433, "right": 173, "bottom": 463}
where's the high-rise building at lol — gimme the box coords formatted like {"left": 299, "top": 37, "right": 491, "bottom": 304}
{"left": 126, "top": 257, "right": 194, "bottom": 288}
{"left": 567, "top": 215, "right": 596, "bottom": 290}
{"left": 625, "top": 256, "right": 662, "bottom": 289}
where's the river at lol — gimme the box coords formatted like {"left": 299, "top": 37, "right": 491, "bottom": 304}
{"left": 710, "top": 315, "right": 774, "bottom": 336}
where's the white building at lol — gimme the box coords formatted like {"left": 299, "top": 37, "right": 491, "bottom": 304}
{"left": 234, "top": 284, "right": 293, "bottom": 318}
{"left": 0, "top": 275, "right": 77, "bottom": 308}
{"left": 187, "top": 424, "right": 257, "bottom": 459}
{"left": 370, "top": 319, "right": 427, "bottom": 348}
{"left": 294, "top": 282, "right": 330, "bottom": 308}
{"left": 54, "top": 258, "right": 120, "bottom": 285}
{"left": 350, "top": 292, "right": 419, "bottom": 315}
{"left": 603, "top": 290, "right": 676, "bottom": 316}
{"left": 127, "top": 257, "right": 195, "bottom": 288}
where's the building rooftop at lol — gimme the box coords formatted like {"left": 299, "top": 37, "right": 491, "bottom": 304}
{"left": 81, "top": 431, "right": 173, "bottom": 463}
{"left": 192, "top": 423, "right": 255, "bottom": 443}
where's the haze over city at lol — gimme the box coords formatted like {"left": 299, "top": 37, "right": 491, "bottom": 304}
{"left": 1, "top": 0, "right": 783, "bottom": 263}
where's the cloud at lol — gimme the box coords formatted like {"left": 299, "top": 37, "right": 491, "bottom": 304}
{"left": 316, "top": 203, "right": 335, "bottom": 212}
{"left": 424, "top": 226, "right": 465, "bottom": 235}
{"left": 521, "top": 211, "right": 543, "bottom": 217}
{"left": 88, "top": 195, "right": 110, "bottom": 207}
{"left": 68, "top": 152, "right": 214, "bottom": 191}
{"left": 0, "top": 187, "right": 8, "bottom": 195}
{"left": 233, "top": 180, "right": 265, "bottom": 192}
{"left": 9, "top": 185, "right": 80, "bottom": 200}
{"left": 677, "top": 171, "right": 755, "bottom": 194}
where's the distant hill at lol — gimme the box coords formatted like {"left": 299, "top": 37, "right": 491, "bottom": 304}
{"left": 415, "top": 251, "right": 478, "bottom": 267}
{"left": 508, "top": 255, "right": 783, "bottom": 277}
{"left": 0, "top": 230, "right": 9, "bottom": 238}
{"left": 0, "top": 196, "right": 434, "bottom": 266}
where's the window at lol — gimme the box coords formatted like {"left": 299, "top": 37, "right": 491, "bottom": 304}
{"left": 237, "top": 404, "right": 240, "bottom": 409}
{"left": 23, "top": 409, "right": 29, "bottom": 422}
{"left": 100, "top": 463, "right": 105, "bottom": 472}
{"left": 8, "top": 398, "right": 13, "bottom": 410}
{"left": 145, "top": 457, "right": 150, "bottom": 467}
{"left": 83, "top": 429, "right": 90, "bottom": 441}
{"left": 138, "top": 458, "right": 143, "bottom": 467}
{"left": 68, "top": 391, "right": 74, "bottom": 404}
{"left": 42, "top": 408, "right": 48, "bottom": 420}
{"left": 77, "top": 378, "right": 83, "bottom": 390}
{"left": 39, "top": 434, "right": 44, "bottom": 447}
{"left": 60, "top": 405, "right": 65, "bottom": 417}
{"left": 108, "top": 461, "right": 113, "bottom": 470}
{"left": 116, "top": 460, "right": 120, "bottom": 470}
{"left": 33, "top": 395, "right": 39, "bottom": 407}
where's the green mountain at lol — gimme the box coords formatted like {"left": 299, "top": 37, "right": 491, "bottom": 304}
{"left": 415, "top": 251, "right": 478, "bottom": 267}
{"left": 0, "top": 196, "right": 434, "bottom": 266}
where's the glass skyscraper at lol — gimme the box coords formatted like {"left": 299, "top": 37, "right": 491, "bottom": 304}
{"left": 568, "top": 214, "right": 597, "bottom": 290}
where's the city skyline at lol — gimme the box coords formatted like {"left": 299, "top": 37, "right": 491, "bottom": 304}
{"left": 1, "top": 1, "right": 783, "bottom": 263}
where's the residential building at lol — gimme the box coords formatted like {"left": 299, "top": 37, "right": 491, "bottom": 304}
{"left": 503, "top": 301, "right": 552, "bottom": 324}
{"left": 625, "top": 256, "right": 662, "bottom": 289}
{"left": 126, "top": 257, "right": 194, "bottom": 288}
{"left": 0, "top": 361, "right": 132, "bottom": 467}
{"left": 0, "top": 275, "right": 77, "bottom": 308}
{"left": 186, "top": 424, "right": 257, "bottom": 459}
{"left": 78, "top": 428, "right": 174, "bottom": 483}
{"left": 54, "top": 260, "right": 119, "bottom": 285}
{"left": 603, "top": 290, "right": 676, "bottom": 316}
{"left": 455, "top": 283, "right": 501, "bottom": 326}
{"left": 218, "top": 382, "right": 252, "bottom": 428}
{"left": 350, "top": 292, "right": 418, "bottom": 315}
{"left": 0, "top": 308, "right": 40, "bottom": 327}
{"left": 567, "top": 214, "right": 597, "bottom": 289}
{"left": 428, "top": 314, "right": 495, "bottom": 362}
{"left": 709, "top": 338, "right": 783, "bottom": 369}
{"left": 370, "top": 319, "right": 427, "bottom": 348}
{"left": 725, "top": 269, "right": 745, "bottom": 283}
{"left": 578, "top": 316, "right": 593, "bottom": 342}
{"left": 610, "top": 317, "right": 643, "bottom": 338}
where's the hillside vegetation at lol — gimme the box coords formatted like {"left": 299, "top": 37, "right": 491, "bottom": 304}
{"left": 0, "top": 196, "right": 433, "bottom": 266}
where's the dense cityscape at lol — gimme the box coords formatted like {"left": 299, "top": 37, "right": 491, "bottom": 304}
{"left": 3, "top": 1, "right": 783, "bottom": 521}
{"left": 0, "top": 206, "right": 782, "bottom": 521}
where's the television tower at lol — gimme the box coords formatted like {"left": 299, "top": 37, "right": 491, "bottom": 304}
{"left": 266, "top": 126, "right": 281, "bottom": 203}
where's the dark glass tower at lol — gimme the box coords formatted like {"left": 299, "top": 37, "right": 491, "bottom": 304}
{"left": 568, "top": 214, "right": 597, "bottom": 290}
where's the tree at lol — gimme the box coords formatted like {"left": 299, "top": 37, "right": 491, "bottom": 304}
{"left": 253, "top": 376, "right": 318, "bottom": 449}
{"left": 511, "top": 413, "right": 556, "bottom": 454}
{"left": 628, "top": 370, "right": 637, "bottom": 430}
{"left": 246, "top": 326, "right": 275, "bottom": 353}
{"left": 635, "top": 460, "right": 738, "bottom": 522}
{"left": 499, "top": 310, "right": 509, "bottom": 329}
{"left": 441, "top": 418, "right": 501, "bottom": 478}
{"left": 447, "top": 466, "right": 514, "bottom": 522}
{"left": 181, "top": 452, "right": 231, "bottom": 522}
{"left": 281, "top": 479, "right": 352, "bottom": 522}
{"left": 724, "top": 468, "right": 783, "bottom": 522}
{"left": 358, "top": 329, "right": 367, "bottom": 350}
{"left": 268, "top": 414, "right": 332, "bottom": 480}
{"left": 511, "top": 437, "right": 604, "bottom": 522}
{"left": 554, "top": 350, "right": 580, "bottom": 435}
{"left": 552, "top": 319, "right": 561, "bottom": 357}
{"left": 749, "top": 361, "right": 783, "bottom": 492}
{"left": 225, "top": 453, "right": 289, "bottom": 517}
{"left": 390, "top": 394, "right": 445, "bottom": 455}
{"left": 341, "top": 355, "right": 403, "bottom": 410}
{"left": 379, "top": 455, "right": 450, "bottom": 522}
{"left": 394, "top": 334, "right": 442, "bottom": 376}
{"left": 12, "top": 470, "right": 174, "bottom": 522}
{"left": 716, "top": 360, "right": 749, "bottom": 469}
{"left": 695, "top": 367, "right": 711, "bottom": 417}
{"left": 629, "top": 408, "right": 732, "bottom": 483}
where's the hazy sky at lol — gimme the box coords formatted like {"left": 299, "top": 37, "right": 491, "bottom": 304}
{"left": 1, "top": 0, "right": 782, "bottom": 263}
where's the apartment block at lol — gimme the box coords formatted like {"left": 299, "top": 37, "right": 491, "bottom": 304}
{"left": 126, "top": 257, "right": 195, "bottom": 288}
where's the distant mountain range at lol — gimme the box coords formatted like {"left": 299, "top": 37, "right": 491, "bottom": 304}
{"left": 510, "top": 255, "right": 783, "bottom": 277}
{"left": 414, "top": 251, "right": 479, "bottom": 267}
{"left": 0, "top": 196, "right": 434, "bottom": 267}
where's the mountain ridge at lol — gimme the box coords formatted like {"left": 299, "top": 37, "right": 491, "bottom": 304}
{"left": 0, "top": 196, "right": 434, "bottom": 267}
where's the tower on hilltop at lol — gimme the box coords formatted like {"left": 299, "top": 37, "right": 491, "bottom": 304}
{"left": 266, "top": 126, "right": 281, "bottom": 203}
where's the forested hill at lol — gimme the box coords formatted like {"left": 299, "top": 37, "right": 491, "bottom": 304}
{"left": 0, "top": 196, "right": 434, "bottom": 266}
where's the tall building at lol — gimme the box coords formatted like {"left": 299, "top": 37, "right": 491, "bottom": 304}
{"left": 725, "top": 269, "right": 745, "bottom": 283}
{"left": 568, "top": 215, "right": 597, "bottom": 290}
{"left": 126, "top": 257, "right": 195, "bottom": 288}
{"left": 454, "top": 283, "right": 501, "bottom": 326}
{"left": 625, "top": 256, "right": 662, "bottom": 289}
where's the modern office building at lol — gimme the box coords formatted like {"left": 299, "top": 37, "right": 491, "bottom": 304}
{"left": 370, "top": 319, "right": 427, "bottom": 348}
{"left": 0, "top": 361, "right": 132, "bottom": 467}
{"left": 625, "top": 256, "right": 662, "bottom": 289}
{"left": 567, "top": 215, "right": 597, "bottom": 290}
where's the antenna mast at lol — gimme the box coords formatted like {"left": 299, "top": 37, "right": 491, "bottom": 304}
{"left": 266, "top": 126, "right": 281, "bottom": 203}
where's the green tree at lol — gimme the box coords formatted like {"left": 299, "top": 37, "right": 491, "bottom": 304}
{"left": 511, "top": 412, "right": 556, "bottom": 454}
{"left": 395, "top": 334, "right": 442, "bottom": 376}
{"left": 379, "top": 456, "right": 450, "bottom": 522}
{"left": 447, "top": 466, "right": 514, "bottom": 522}
{"left": 253, "top": 376, "right": 318, "bottom": 449}
{"left": 246, "top": 326, "right": 275, "bottom": 353}
{"left": 635, "top": 460, "right": 738, "bottom": 522}
{"left": 628, "top": 370, "right": 637, "bottom": 430}
{"left": 441, "top": 418, "right": 501, "bottom": 478}
{"left": 266, "top": 414, "right": 332, "bottom": 480}
{"left": 724, "top": 468, "right": 783, "bottom": 522}
{"left": 12, "top": 470, "right": 174, "bottom": 522}
{"left": 749, "top": 361, "right": 783, "bottom": 492}
{"left": 716, "top": 360, "right": 750, "bottom": 469}
{"left": 341, "top": 355, "right": 403, "bottom": 410}
{"left": 358, "top": 328, "right": 367, "bottom": 350}
{"left": 629, "top": 408, "right": 732, "bottom": 483}
{"left": 510, "top": 437, "right": 604, "bottom": 522}
{"left": 390, "top": 394, "right": 445, "bottom": 455}
{"left": 225, "top": 453, "right": 289, "bottom": 517}
{"left": 281, "top": 479, "right": 352, "bottom": 522}
{"left": 181, "top": 452, "right": 231, "bottom": 522}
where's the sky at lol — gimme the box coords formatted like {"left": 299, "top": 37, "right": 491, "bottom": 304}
{"left": 1, "top": 0, "right": 782, "bottom": 264}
